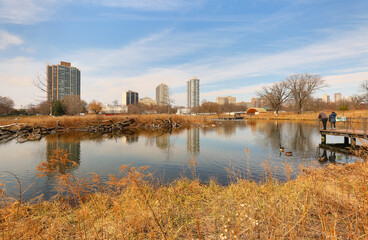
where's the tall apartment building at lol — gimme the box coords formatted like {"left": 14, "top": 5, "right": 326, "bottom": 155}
{"left": 334, "top": 93, "right": 342, "bottom": 103}
{"left": 216, "top": 96, "right": 236, "bottom": 105}
{"left": 187, "top": 77, "right": 200, "bottom": 108}
{"left": 47, "top": 61, "right": 81, "bottom": 101}
{"left": 122, "top": 90, "right": 139, "bottom": 106}
{"left": 322, "top": 94, "right": 330, "bottom": 103}
{"left": 156, "top": 83, "right": 169, "bottom": 106}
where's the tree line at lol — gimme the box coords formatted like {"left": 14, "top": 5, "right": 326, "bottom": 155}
{"left": 257, "top": 73, "right": 368, "bottom": 114}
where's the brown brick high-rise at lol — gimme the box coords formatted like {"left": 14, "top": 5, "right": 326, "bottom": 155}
{"left": 47, "top": 61, "right": 81, "bottom": 101}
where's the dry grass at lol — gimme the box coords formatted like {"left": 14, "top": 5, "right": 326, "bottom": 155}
{"left": 1, "top": 149, "right": 367, "bottom": 239}
{"left": 0, "top": 114, "right": 214, "bottom": 128}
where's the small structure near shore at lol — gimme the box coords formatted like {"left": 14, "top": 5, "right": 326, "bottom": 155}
{"left": 246, "top": 108, "right": 267, "bottom": 116}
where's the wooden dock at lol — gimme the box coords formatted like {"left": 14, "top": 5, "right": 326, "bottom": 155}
{"left": 319, "top": 118, "right": 368, "bottom": 145}
{"left": 319, "top": 129, "right": 368, "bottom": 139}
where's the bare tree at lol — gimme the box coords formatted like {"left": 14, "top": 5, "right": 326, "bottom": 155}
{"left": 348, "top": 95, "right": 365, "bottom": 110}
{"left": 33, "top": 72, "right": 53, "bottom": 115}
{"left": 286, "top": 73, "right": 326, "bottom": 114}
{"left": 62, "top": 95, "right": 87, "bottom": 115}
{"left": 112, "top": 100, "right": 119, "bottom": 106}
{"left": 36, "top": 101, "right": 52, "bottom": 115}
{"left": 0, "top": 96, "right": 15, "bottom": 115}
{"left": 88, "top": 100, "right": 103, "bottom": 114}
{"left": 257, "top": 81, "right": 290, "bottom": 114}
{"left": 167, "top": 88, "right": 175, "bottom": 114}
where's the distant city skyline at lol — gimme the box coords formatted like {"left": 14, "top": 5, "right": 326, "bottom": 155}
{"left": 1, "top": 1, "right": 368, "bottom": 107}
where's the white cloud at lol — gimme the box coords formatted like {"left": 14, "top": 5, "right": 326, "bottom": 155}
{"left": 0, "top": 0, "right": 59, "bottom": 24}
{"left": 94, "top": 0, "right": 205, "bottom": 11}
{"left": 0, "top": 57, "right": 45, "bottom": 107}
{"left": 57, "top": 25, "right": 368, "bottom": 105}
{"left": 0, "top": 30, "right": 24, "bottom": 50}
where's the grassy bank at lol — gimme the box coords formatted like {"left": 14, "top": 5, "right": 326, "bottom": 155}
{"left": 1, "top": 150, "right": 367, "bottom": 239}
{"left": 0, "top": 114, "right": 215, "bottom": 128}
{"left": 2, "top": 110, "right": 368, "bottom": 128}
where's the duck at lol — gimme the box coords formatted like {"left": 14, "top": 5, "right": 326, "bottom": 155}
{"left": 279, "top": 145, "right": 285, "bottom": 152}
{"left": 285, "top": 152, "right": 293, "bottom": 156}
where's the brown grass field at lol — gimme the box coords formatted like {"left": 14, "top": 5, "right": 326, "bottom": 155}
{"left": 0, "top": 114, "right": 214, "bottom": 128}
{"left": 1, "top": 110, "right": 368, "bottom": 128}
{"left": 0, "top": 148, "right": 367, "bottom": 239}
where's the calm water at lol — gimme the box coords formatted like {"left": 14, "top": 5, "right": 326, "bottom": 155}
{"left": 0, "top": 120, "right": 358, "bottom": 200}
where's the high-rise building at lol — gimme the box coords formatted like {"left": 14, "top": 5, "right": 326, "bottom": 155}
{"left": 187, "top": 77, "right": 200, "bottom": 108}
{"left": 47, "top": 61, "right": 81, "bottom": 101}
{"left": 322, "top": 94, "right": 330, "bottom": 103}
{"left": 334, "top": 93, "right": 342, "bottom": 103}
{"left": 216, "top": 96, "right": 236, "bottom": 105}
{"left": 122, "top": 90, "right": 139, "bottom": 106}
{"left": 156, "top": 83, "right": 169, "bottom": 106}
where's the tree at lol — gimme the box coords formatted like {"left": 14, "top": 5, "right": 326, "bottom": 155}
{"left": 201, "top": 102, "right": 221, "bottom": 114}
{"left": 112, "top": 100, "right": 119, "bottom": 106}
{"left": 33, "top": 72, "right": 52, "bottom": 114}
{"left": 36, "top": 101, "right": 52, "bottom": 115}
{"left": 167, "top": 88, "right": 175, "bottom": 114}
{"left": 88, "top": 100, "right": 103, "bottom": 114}
{"left": 62, "top": 95, "right": 87, "bottom": 115}
{"left": 348, "top": 95, "right": 365, "bottom": 110}
{"left": 0, "top": 96, "right": 15, "bottom": 115}
{"left": 286, "top": 73, "right": 326, "bottom": 114}
{"left": 52, "top": 101, "right": 64, "bottom": 116}
{"left": 26, "top": 103, "right": 38, "bottom": 115}
{"left": 257, "top": 81, "right": 290, "bottom": 114}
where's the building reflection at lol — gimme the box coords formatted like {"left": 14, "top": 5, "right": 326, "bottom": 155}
{"left": 46, "top": 135, "right": 81, "bottom": 171}
{"left": 156, "top": 134, "right": 169, "bottom": 150}
{"left": 187, "top": 128, "right": 200, "bottom": 156}
{"left": 216, "top": 123, "right": 237, "bottom": 137}
{"left": 121, "top": 135, "right": 139, "bottom": 144}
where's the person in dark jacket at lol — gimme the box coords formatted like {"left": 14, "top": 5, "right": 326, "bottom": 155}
{"left": 329, "top": 112, "right": 337, "bottom": 129}
{"left": 318, "top": 111, "right": 328, "bottom": 130}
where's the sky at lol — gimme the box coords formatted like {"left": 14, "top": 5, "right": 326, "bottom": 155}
{"left": 1, "top": 0, "right": 368, "bottom": 108}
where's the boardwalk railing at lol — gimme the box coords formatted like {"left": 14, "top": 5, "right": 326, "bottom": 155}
{"left": 318, "top": 117, "right": 368, "bottom": 139}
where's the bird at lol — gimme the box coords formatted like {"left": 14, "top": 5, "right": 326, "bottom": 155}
{"left": 279, "top": 145, "right": 285, "bottom": 152}
{"left": 285, "top": 152, "right": 293, "bottom": 156}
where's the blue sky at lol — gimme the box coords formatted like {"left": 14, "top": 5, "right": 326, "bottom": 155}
{"left": 1, "top": 0, "right": 368, "bottom": 107}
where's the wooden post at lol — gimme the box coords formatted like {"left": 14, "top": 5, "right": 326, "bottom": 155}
{"left": 344, "top": 136, "right": 349, "bottom": 145}
{"left": 321, "top": 134, "right": 326, "bottom": 144}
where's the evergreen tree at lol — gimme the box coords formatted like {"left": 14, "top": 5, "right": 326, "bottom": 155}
{"left": 52, "top": 101, "right": 64, "bottom": 116}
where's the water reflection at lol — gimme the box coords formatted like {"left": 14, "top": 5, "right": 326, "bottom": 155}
{"left": 216, "top": 123, "right": 237, "bottom": 136}
{"left": 122, "top": 135, "right": 139, "bottom": 144}
{"left": 46, "top": 135, "right": 81, "bottom": 170}
{"left": 0, "top": 120, "right": 362, "bottom": 200}
{"left": 156, "top": 134, "right": 169, "bottom": 150}
{"left": 187, "top": 128, "right": 200, "bottom": 156}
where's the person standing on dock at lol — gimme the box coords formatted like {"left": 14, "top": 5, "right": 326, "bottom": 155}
{"left": 329, "top": 112, "right": 337, "bottom": 129}
{"left": 318, "top": 111, "right": 328, "bottom": 130}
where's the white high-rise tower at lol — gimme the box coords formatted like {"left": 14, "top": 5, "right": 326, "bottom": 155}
{"left": 187, "top": 77, "right": 200, "bottom": 108}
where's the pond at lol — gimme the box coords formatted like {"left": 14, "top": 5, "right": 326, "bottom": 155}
{"left": 0, "top": 120, "right": 359, "bottom": 200}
